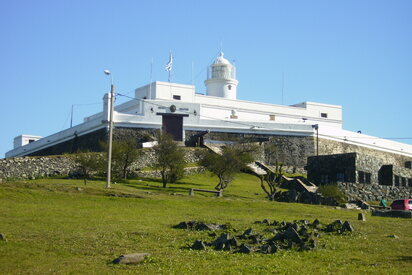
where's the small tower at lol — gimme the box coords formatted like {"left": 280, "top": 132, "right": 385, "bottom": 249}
{"left": 205, "top": 52, "right": 238, "bottom": 100}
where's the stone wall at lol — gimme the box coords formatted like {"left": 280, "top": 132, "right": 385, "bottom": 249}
{"left": 318, "top": 138, "right": 411, "bottom": 168}
{"left": 337, "top": 182, "right": 412, "bottom": 201}
{"left": 0, "top": 148, "right": 204, "bottom": 182}
{"left": 185, "top": 130, "right": 315, "bottom": 174}
{"left": 0, "top": 156, "right": 76, "bottom": 181}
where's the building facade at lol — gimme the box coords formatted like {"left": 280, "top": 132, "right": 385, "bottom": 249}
{"left": 6, "top": 52, "right": 412, "bottom": 175}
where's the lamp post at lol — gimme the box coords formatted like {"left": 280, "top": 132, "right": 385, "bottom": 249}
{"left": 104, "top": 70, "right": 115, "bottom": 188}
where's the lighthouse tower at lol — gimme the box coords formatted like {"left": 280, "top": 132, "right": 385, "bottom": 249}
{"left": 205, "top": 52, "right": 238, "bottom": 100}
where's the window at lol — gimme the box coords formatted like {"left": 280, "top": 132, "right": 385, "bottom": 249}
{"left": 408, "top": 179, "right": 412, "bottom": 187}
{"left": 320, "top": 175, "right": 329, "bottom": 184}
{"left": 28, "top": 139, "right": 35, "bottom": 143}
{"left": 405, "top": 161, "right": 412, "bottom": 169}
{"left": 358, "top": 171, "right": 365, "bottom": 183}
{"left": 395, "top": 176, "right": 400, "bottom": 186}
{"left": 401, "top": 177, "right": 407, "bottom": 186}
{"left": 173, "top": 95, "right": 181, "bottom": 100}
{"left": 228, "top": 85, "right": 232, "bottom": 90}
{"left": 269, "top": 115, "right": 275, "bottom": 121}
{"left": 365, "top": 173, "right": 371, "bottom": 184}
{"left": 336, "top": 173, "right": 345, "bottom": 183}
{"left": 321, "top": 113, "right": 328, "bottom": 118}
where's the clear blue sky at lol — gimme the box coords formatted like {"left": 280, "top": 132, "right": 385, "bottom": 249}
{"left": 1, "top": 0, "right": 411, "bottom": 157}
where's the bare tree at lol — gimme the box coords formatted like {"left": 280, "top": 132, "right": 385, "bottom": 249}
{"left": 259, "top": 160, "right": 284, "bottom": 200}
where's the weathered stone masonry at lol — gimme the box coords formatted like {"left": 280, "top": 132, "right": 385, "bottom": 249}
{"left": 0, "top": 148, "right": 202, "bottom": 182}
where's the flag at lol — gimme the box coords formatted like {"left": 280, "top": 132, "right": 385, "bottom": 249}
{"left": 165, "top": 52, "right": 173, "bottom": 72}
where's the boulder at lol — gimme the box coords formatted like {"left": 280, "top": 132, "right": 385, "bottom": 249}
{"left": 342, "top": 221, "right": 354, "bottom": 233}
{"left": 237, "top": 244, "right": 252, "bottom": 254}
{"left": 112, "top": 253, "right": 150, "bottom": 264}
{"left": 0, "top": 233, "right": 7, "bottom": 241}
{"left": 285, "top": 226, "right": 302, "bottom": 243}
{"left": 358, "top": 213, "right": 366, "bottom": 221}
{"left": 191, "top": 240, "right": 206, "bottom": 250}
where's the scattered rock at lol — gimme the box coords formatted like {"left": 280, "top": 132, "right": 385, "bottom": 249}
{"left": 342, "top": 221, "right": 354, "bottom": 232}
{"left": 312, "top": 219, "right": 320, "bottom": 227}
{"left": 191, "top": 240, "right": 207, "bottom": 250}
{"left": 387, "top": 235, "right": 399, "bottom": 239}
{"left": 112, "top": 253, "right": 150, "bottom": 264}
{"left": 358, "top": 213, "right": 366, "bottom": 221}
{"left": 285, "top": 226, "right": 302, "bottom": 243}
{"left": 237, "top": 244, "right": 252, "bottom": 254}
{"left": 0, "top": 233, "right": 7, "bottom": 241}
{"left": 173, "top": 221, "right": 228, "bottom": 231}
{"left": 184, "top": 218, "right": 355, "bottom": 255}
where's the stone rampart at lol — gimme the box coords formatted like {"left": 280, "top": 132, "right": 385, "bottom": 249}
{"left": 337, "top": 182, "right": 412, "bottom": 201}
{"left": 0, "top": 148, "right": 203, "bottom": 182}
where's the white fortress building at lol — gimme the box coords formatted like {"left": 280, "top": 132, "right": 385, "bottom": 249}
{"left": 6, "top": 52, "right": 412, "bottom": 172}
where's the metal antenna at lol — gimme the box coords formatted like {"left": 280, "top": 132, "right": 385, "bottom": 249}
{"left": 149, "top": 57, "right": 153, "bottom": 99}
{"left": 281, "top": 71, "right": 285, "bottom": 105}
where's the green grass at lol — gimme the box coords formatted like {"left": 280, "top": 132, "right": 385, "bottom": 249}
{"left": 0, "top": 172, "right": 411, "bottom": 274}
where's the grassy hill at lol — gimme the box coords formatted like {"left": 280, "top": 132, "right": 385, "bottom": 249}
{"left": 0, "top": 172, "right": 411, "bottom": 274}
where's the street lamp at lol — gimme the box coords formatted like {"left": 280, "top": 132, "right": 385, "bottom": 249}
{"left": 104, "top": 69, "right": 115, "bottom": 188}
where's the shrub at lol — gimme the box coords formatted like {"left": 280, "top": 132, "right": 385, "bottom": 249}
{"left": 318, "top": 184, "right": 347, "bottom": 204}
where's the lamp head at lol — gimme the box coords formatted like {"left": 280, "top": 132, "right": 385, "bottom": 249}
{"left": 104, "top": 70, "right": 111, "bottom": 75}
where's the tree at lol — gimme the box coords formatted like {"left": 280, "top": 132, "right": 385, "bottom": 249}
{"left": 259, "top": 160, "right": 284, "bottom": 200}
{"left": 153, "top": 132, "right": 186, "bottom": 188}
{"left": 101, "top": 139, "right": 142, "bottom": 180}
{"left": 198, "top": 143, "right": 258, "bottom": 191}
{"left": 71, "top": 151, "right": 104, "bottom": 185}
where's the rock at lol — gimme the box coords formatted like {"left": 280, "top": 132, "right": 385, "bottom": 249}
{"left": 228, "top": 237, "right": 239, "bottom": 247}
{"left": 258, "top": 244, "right": 270, "bottom": 254}
{"left": 0, "top": 233, "right": 7, "bottom": 241}
{"left": 112, "top": 253, "right": 150, "bottom": 264}
{"left": 262, "top": 219, "right": 271, "bottom": 225}
{"left": 285, "top": 226, "right": 302, "bottom": 243}
{"left": 312, "top": 219, "right": 320, "bottom": 227}
{"left": 344, "top": 203, "right": 361, "bottom": 210}
{"left": 387, "top": 235, "right": 399, "bottom": 239}
{"left": 242, "top": 228, "right": 253, "bottom": 237}
{"left": 237, "top": 244, "right": 252, "bottom": 254}
{"left": 191, "top": 240, "right": 206, "bottom": 250}
{"left": 173, "top": 221, "right": 191, "bottom": 229}
{"left": 342, "top": 221, "right": 354, "bottom": 232}
{"left": 358, "top": 213, "right": 366, "bottom": 221}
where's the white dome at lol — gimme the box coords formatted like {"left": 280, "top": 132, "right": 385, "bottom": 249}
{"left": 213, "top": 52, "right": 231, "bottom": 65}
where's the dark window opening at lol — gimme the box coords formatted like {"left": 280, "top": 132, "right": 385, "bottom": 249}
{"left": 395, "top": 175, "right": 400, "bottom": 186}
{"left": 358, "top": 171, "right": 365, "bottom": 183}
{"left": 408, "top": 178, "right": 412, "bottom": 187}
{"left": 378, "top": 165, "right": 393, "bottom": 186}
{"left": 321, "top": 113, "right": 328, "bottom": 118}
{"left": 401, "top": 177, "right": 407, "bottom": 186}
{"left": 405, "top": 161, "right": 412, "bottom": 169}
{"left": 228, "top": 85, "right": 232, "bottom": 90}
{"left": 365, "top": 173, "right": 371, "bottom": 184}
{"left": 28, "top": 139, "right": 36, "bottom": 143}
{"left": 173, "top": 95, "right": 181, "bottom": 100}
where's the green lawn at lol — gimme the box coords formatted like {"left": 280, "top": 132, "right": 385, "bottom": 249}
{"left": 0, "top": 172, "right": 411, "bottom": 274}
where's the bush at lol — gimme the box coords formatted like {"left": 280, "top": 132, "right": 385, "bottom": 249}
{"left": 318, "top": 184, "right": 347, "bottom": 204}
